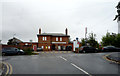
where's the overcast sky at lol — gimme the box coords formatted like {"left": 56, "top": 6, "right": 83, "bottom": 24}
{"left": 1, "top": 0, "right": 119, "bottom": 44}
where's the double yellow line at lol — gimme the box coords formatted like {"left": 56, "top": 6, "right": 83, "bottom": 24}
{"left": 103, "top": 53, "right": 120, "bottom": 64}
{"left": 2, "top": 62, "right": 13, "bottom": 76}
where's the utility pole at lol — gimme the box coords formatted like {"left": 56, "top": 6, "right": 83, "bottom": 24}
{"left": 85, "top": 27, "right": 87, "bottom": 46}
{"left": 113, "top": 1, "right": 120, "bottom": 34}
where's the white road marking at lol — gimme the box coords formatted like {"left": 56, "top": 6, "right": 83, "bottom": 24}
{"left": 71, "top": 63, "right": 92, "bottom": 76}
{"left": 59, "top": 56, "right": 67, "bottom": 61}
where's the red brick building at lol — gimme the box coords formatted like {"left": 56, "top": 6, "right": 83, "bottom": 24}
{"left": 3, "top": 28, "right": 73, "bottom": 51}
{"left": 37, "top": 28, "right": 72, "bottom": 51}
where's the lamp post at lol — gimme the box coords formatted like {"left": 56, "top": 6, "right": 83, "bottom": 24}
{"left": 114, "top": 1, "right": 120, "bottom": 34}
{"left": 85, "top": 27, "right": 87, "bottom": 46}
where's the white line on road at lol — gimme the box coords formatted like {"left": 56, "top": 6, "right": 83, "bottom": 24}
{"left": 59, "top": 56, "right": 67, "bottom": 61}
{"left": 71, "top": 63, "right": 92, "bottom": 76}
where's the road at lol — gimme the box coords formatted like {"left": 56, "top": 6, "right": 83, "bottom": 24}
{"left": 2, "top": 51, "right": 120, "bottom": 75}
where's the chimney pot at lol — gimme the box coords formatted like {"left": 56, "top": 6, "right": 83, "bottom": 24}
{"left": 65, "top": 28, "right": 68, "bottom": 35}
{"left": 39, "top": 28, "right": 41, "bottom": 34}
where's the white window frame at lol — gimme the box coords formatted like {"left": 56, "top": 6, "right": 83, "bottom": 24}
{"left": 41, "top": 46, "right": 44, "bottom": 49}
{"left": 60, "top": 37, "right": 62, "bottom": 41}
{"left": 25, "top": 43, "right": 28, "bottom": 45}
{"left": 43, "top": 37, "right": 44, "bottom": 41}
{"left": 56, "top": 37, "right": 58, "bottom": 41}
{"left": 45, "top": 37, "right": 47, "bottom": 41}
{"left": 48, "top": 46, "right": 50, "bottom": 49}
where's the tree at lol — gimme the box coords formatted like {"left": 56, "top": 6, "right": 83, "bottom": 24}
{"left": 81, "top": 38, "right": 85, "bottom": 46}
{"left": 102, "top": 33, "right": 120, "bottom": 47}
{"left": 115, "top": 34, "right": 120, "bottom": 47}
{"left": 81, "top": 33, "right": 99, "bottom": 48}
{"left": 87, "top": 33, "right": 98, "bottom": 48}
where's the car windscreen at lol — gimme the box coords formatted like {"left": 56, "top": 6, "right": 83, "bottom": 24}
{"left": 2, "top": 48, "right": 12, "bottom": 51}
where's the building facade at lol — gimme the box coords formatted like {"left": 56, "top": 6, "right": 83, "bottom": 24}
{"left": 4, "top": 28, "right": 73, "bottom": 51}
{"left": 37, "top": 28, "right": 72, "bottom": 51}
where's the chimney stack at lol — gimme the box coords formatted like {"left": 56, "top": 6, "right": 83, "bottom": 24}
{"left": 39, "top": 28, "right": 41, "bottom": 34}
{"left": 65, "top": 28, "right": 68, "bottom": 35}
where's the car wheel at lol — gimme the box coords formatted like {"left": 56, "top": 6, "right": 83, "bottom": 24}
{"left": 83, "top": 51, "right": 86, "bottom": 53}
{"left": 95, "top": 50, "right": 97, "bottom": 53}
{"left": 17, "top": 52, "right": 21, "bottom": 55}
{"left": 2, "top": 53, "right": 5, "bottom": 56}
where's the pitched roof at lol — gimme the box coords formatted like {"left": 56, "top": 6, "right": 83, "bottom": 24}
{"left": 37, "top": 33, "right": 70, "bottom": 37}
{"left": 12, "top": 37, "right": 23, "bottom": 43}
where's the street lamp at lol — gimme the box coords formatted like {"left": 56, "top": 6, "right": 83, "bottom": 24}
{"left": 113, "top": 1, "right": 120, "bottom": 34}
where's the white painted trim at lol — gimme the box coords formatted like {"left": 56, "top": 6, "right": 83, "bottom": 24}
{"left": 52, "top": 42, "right": 66, "bottom": 44}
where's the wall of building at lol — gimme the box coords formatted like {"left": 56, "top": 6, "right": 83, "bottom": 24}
{"left": 38, "top": 35, "right": 51, "bottom": 44}
{"left": 51, "top": 36, "right": 69, "bottom": 43}
{"left": 37, "top": 35, "right": 71, "bottom": 51}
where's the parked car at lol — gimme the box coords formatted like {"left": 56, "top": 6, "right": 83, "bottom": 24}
{"left": 37, "top": 47, "right": 43, "bottom": 51}
{"left": 79, "top": 46, "right": 97, "bottom": 53}
{"left": 2, "top": 47, "right": 25, "bottom": 56}
{"left": 102, "top": 46, "right": 120, "bottom": 52}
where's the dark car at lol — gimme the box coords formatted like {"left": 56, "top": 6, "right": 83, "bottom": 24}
{"left": 79, "top": 46, "right": 97, "bottom": 53}
{"left": 2, "top": 47, "right": 25, "bottom": 56}
{"left": 102, "top": 46, "right": 120, "bottom": 52}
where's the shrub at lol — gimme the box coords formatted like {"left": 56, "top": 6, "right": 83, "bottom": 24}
{"left": 24, "top": 48, "right": 33, "bottom": 55}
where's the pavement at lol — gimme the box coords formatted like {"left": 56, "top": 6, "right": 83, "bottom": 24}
{"left": 1, "top": 51, "right": 120, "bottom": 75}
{"left": 106, "top": 52, "right": 120, "bottom": 64}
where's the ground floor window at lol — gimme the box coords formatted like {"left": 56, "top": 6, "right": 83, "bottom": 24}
{"left": 48, "top": 46, "right": 50, "bottom": 49}
{"left": 58, "top": 46, "right": 61, "bottom": 51}
{"left": 63, "top": 46, "right": 66, "bottom": 50}
{"left": 46, "top": 46, "right": 48, "bottom": 49}
{"left": 41, "top": 46, "right": 44, "bottom": 49}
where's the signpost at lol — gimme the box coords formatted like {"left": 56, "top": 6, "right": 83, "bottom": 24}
{"left": 73, "top": 38, "right": 79, "bottom": 53}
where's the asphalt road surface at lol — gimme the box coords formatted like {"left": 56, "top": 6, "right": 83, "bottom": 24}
{"left": 2, "top": 51, "right": 120, "bottom": 75}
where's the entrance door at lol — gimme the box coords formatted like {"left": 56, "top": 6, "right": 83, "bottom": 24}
{"left": 52, "top": 44, "right": 55, "bottom": 50}
{"left": 33, "top": 45, "right": 37, "bottom": 51}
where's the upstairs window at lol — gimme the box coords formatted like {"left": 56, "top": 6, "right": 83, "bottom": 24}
{"left": 45, "top": 37, "right": 47, "bottom": 41}
{"left": 43, "top": 37, "right": 44, "bottom": 41}
{"left": 25, "top": 43, "right": 28, "bottom": 45}
{"left": 60, "top": 37, "right": 62, "bottom": 41}
{"left": 56, "top": 37, "right": 58, "bottom": 41}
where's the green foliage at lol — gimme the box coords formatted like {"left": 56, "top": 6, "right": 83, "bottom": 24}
{"left": 102, "top": 33, "right": 120, "bottom": 47}
{"left": 88, "top": 33, "right": 98, "bottom": 48}
{"left": 81, "top": 38, "right": 85, "bottom": 46}
{"left": 24, "top": 48, "right": 33, "bottom": 55}
{"left": 81, "top": 33, "right": 99, "bottom": 48}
